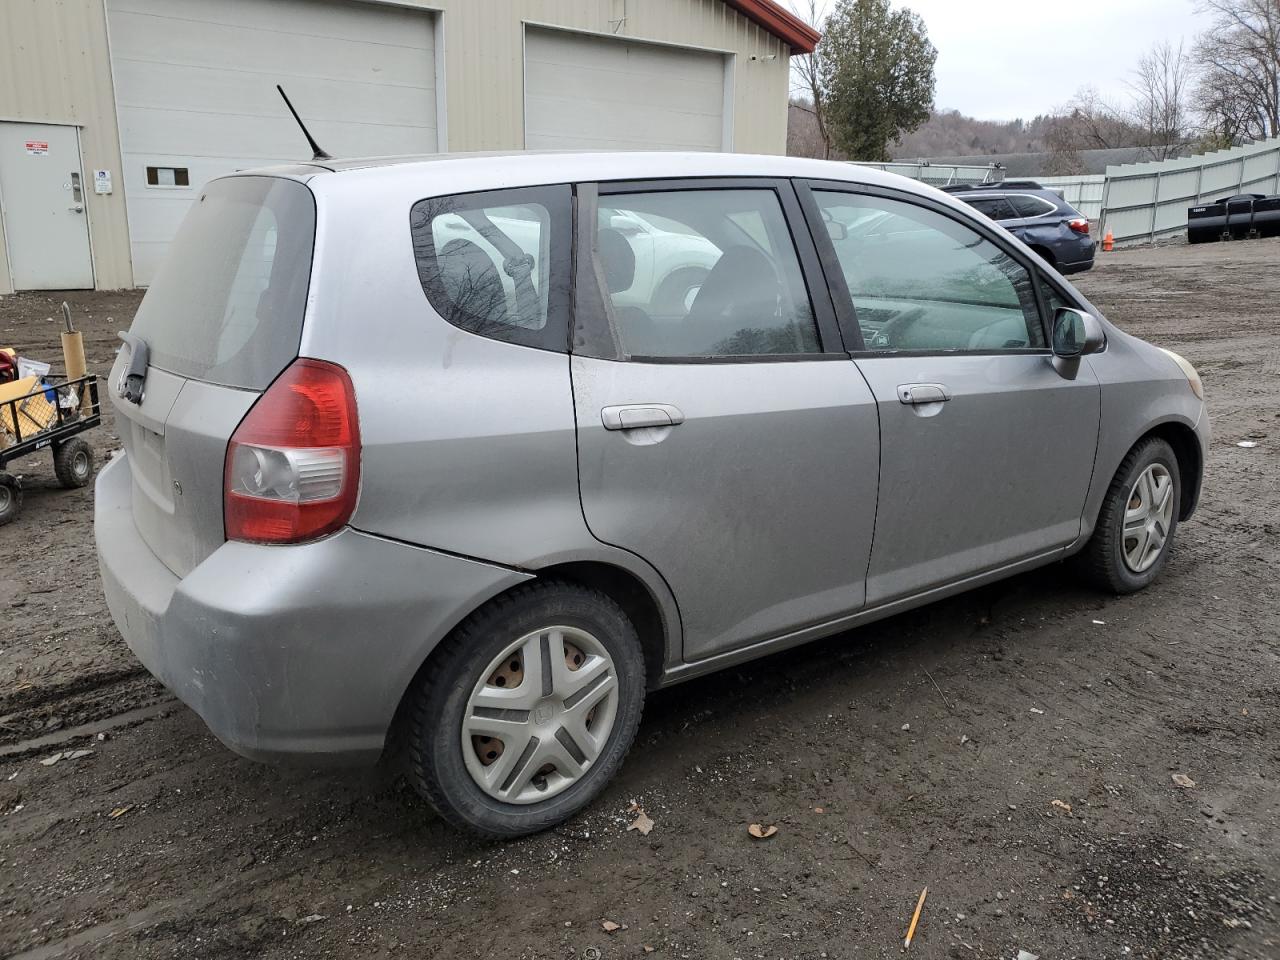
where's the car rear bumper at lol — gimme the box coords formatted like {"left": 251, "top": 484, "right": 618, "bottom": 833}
{"left": 95, "top": 453, "right": 530, "bottom": 765}
{"left": 1059, "top": 256, "right": 1095, "bottom": 275}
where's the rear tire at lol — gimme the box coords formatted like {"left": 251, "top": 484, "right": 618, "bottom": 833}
{"left": 405, "top": 580, "right": 646, "bottom": 839}
{"left": 0, "top": 474, "right": 21, "bottom": 526}
{"left": 1077, "top": 437, "right": 1180, "bottom": 593}
{"left": 53, "top": 438, "right": 94, "bottom": 489}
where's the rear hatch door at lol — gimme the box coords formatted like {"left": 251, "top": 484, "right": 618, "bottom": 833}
{"left": 109, "top": 175, "right": 316, "bottom": 577}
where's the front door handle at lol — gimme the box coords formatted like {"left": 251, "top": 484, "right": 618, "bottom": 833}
{"left": 601, "top": 403, "right": 685, "bottom": 431}
{"left": 897, "top": 383, "right": 950, "bottom": 405}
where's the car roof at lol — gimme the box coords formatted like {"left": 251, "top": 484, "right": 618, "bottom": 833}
{"left": 238, "top": 151, "right": 942, "bottom": 202}
{"left": 940, "top": 180, "right": 1046, "bottom": 193}
{"left": 955, "top": 187, "right": 1070, "bottom": 208}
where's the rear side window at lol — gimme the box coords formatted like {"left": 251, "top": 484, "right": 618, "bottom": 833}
{"left": 1008, "top": 195, "right": 1057, "bottom": 219}
{"left": 410, "top": 185, "right": 572, "bottom": 351}
{"left": 965, "top": 197, "right": 1017, "bottom": 221}
{"left": 128, "top": 176, "right": 315, "bottom": 389}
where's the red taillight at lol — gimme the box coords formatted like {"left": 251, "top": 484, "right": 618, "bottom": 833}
{"left": 1069, "top": 218, "right": 1090, "bottom": 235}
{"left": 224, "top": 359, "right": 360, "bottom": 544}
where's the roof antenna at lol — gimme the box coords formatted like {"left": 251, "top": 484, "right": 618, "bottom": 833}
{"left": 277, "top": 84, "right": 332, "bottom": 161}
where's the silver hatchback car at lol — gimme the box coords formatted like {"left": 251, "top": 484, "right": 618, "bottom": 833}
{"left": 96, "top": 153, "right": 1207, "bottom": 837}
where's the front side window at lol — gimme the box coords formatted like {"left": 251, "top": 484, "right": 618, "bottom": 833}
{"left": 815, "top": 191, "right": 1045, "bottom": 353}
{"left": 593, "top": 189, "right": 820, "bottom": 358}
{"left": 410, "top": 185, "right": 571, "bottom": 350}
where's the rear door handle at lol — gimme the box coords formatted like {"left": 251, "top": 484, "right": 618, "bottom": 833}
{"left": 897, "top": 383, "right": 950, "bottom": 405}
{"left": 601, "top": 403, "right": 685, "bottom": 431}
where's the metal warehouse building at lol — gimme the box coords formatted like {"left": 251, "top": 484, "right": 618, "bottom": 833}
{"left": 0, "top": 0, "right": 816, "bottom": 293}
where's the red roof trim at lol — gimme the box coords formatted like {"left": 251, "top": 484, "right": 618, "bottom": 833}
{"left": 722, "top": 0, "right": 821, "bottom": 53}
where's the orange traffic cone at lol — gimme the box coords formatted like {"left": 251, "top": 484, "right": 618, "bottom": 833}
{"left": 1102, "top": 228, "right": 1114, "bottom": 252}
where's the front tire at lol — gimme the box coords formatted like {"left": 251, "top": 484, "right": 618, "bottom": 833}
{"left": 1078, "top": 437, "right": 1181, "bottom": 593}
{"left": 405, "top": 580, "right": 645, "bottom": 838}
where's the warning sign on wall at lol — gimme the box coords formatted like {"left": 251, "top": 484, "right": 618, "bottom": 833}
{"left": 25, "top": 140, "right": 49, "bottom": 156}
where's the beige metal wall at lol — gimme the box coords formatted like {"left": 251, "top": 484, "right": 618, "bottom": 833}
{"left": 420, "top": 0, "right": 791, "bottom": 154}
{"left": 0, "top": 0, "right": 790, "bottom": 291}
{"left": 0, "top": 0, "right": 133, "bottom": 293}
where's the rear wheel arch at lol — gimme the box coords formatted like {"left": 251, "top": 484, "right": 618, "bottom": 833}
{"left": 532, "top": 561, "right": 669, "bottom": 688}
{"left": 385, "top": 560, "right": 672, "bottom": 763}
{"left": 1029, "top": 244, "right": 1057, "bottom": 268}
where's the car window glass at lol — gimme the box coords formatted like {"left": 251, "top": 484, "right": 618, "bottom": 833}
{"left": 815, "top": 191, "right": 1045, "bottom": 353}
{"left": 1009, "top": 195, "right": 1056, "bottom": 219}
{"left": 411, "top": 186, "right": 571, "bottom": 350}
{"left": 127, "top": 176, "right": 314, "bottom": 389}
{"left": 595, "top": 189, "right": 820, "bottom": 358}
{"left": 1042, "top": 282, "right": 1077, "bottom": 317}
{"left": 965, "top": 197, "right": 1010, "bottom": 221}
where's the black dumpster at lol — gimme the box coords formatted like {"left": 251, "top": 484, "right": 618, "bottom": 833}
{"left": 1187, "top": 199, "right": 1228, "bottom": 243}
{"left": 1226, "top": 194, "right": 1266, "bottom": 239}
{"left": 1187, "top": 193, "right": 1276, "bottom": 243}
{"left": 1253, "top": 195, "right": 1280, "bottom": 238}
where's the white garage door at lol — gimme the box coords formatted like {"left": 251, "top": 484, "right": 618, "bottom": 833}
{"left": 524, "top": 28, "right": 726, "bottom": 152}
{"left": 107, "top": 0, "right": 438, "bottom": 283}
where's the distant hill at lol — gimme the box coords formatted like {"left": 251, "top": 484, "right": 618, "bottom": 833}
{"left": 788, "top": 104, "right": 1053, "bottom": 160}
{"left": 894, "top": 108, "right": 1054, "bottom": 158}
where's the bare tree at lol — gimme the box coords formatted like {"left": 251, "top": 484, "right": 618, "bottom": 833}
{"left": 1043, "top": 113, "right": 1087, "bottom": 175}
{"left": 1194, "top": 0, "right": 1280, "bottom": 141}
{"left": 788, "top": 100, "right": 840, "bottom": 158}
{"left": 789, "top": 1, "right": 833, "bottom": 158}
{"left": 1194, "top": 67, "right": 1258, "bottom": 145}
{"left": 1129, "top": 41, "right": 1193, "bottom": 159}
{"left": 1042, "top": 87, "right": 1137, "bottom": 160}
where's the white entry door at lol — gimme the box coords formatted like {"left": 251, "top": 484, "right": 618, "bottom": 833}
{"left": 0, "top": 123, "right": 94, "bottom": 290}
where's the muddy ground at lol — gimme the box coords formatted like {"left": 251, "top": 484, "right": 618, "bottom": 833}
{"left": 1, "top": 241, "right": 1278, "bottom": 960}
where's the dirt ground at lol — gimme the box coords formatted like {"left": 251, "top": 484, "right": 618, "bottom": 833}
{"left": 1, "top": 240, "right": 1278, "bottom": 960}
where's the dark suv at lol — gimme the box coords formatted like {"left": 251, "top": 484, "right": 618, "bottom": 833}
{"left": 943, "top": 182, "right": 1095, "bottom": 274}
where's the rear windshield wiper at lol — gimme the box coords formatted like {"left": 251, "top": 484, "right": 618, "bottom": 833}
{"left": 116, "top": 331, "right": 150, "bottom": 405}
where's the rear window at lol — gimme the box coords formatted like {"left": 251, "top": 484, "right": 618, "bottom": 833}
{"left": 128, "top": 176, "right": 315, "bottom": 389}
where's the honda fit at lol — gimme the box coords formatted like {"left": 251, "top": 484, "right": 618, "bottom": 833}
{"left": 96, "top": 153, "right": 1208, "bottom": 837}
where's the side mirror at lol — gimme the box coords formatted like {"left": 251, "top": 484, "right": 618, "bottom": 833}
{"left": 1051, "top": 307, "right": 1105, "bottom": 378}
{"left": 820, "top": 209, "right": 847, "bottom": 241}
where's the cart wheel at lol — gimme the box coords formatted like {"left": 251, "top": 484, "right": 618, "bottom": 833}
{"left": 0, "top": 474, "right": 21, "bottom": 526}
{"left": 53, "top": 438, "right": 95, "bottom": 489}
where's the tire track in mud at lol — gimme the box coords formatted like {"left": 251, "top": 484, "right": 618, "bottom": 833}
{"left": 0, "top": 700, "right": 175, "bottom": 761}
{"left": 0, "top": 671, "right": 169, "bottom": 749}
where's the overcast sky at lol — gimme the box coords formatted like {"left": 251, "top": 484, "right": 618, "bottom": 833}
{"left": 790, "top": 0, "right": 1209, "bottom": 121}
